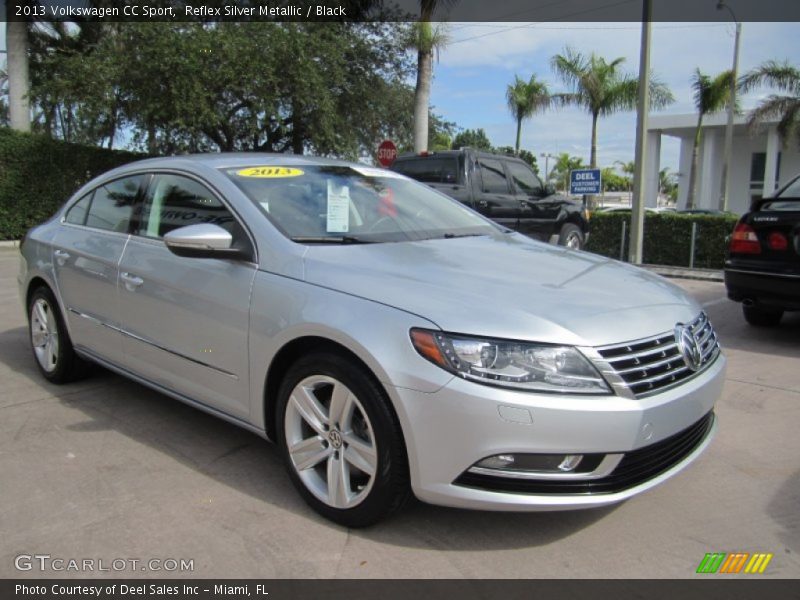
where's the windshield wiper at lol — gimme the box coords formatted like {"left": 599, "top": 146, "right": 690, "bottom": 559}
{"left": 442, "top": 232, "right": 488, "bottom": 239}
{"left": 290, "top": 235, "right": 376, "bottom": 244}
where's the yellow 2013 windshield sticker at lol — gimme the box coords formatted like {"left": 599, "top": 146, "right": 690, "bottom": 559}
{"left": 236, "top": 167, "right": 304, "bottom": 178}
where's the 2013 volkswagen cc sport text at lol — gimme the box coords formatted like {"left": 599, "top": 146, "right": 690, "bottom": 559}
{"left": 19, "top": 154, "right": 725, "bottom": 527}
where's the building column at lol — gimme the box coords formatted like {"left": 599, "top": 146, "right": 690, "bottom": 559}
{"left": 762, "top": 126, "right": 780, "bottom": 197}
{"left": 677, "top": 137, "right": 693, "bottom": 209}
{"left": 699, "top": 130, "right": 720, "bottom": 209}
{"left": 645, "top": 131, "right": 661, "bottom": 207}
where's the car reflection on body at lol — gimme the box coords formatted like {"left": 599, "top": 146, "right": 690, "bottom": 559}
{"left": 19, "top": 154, "right": 725, "bottom": 526}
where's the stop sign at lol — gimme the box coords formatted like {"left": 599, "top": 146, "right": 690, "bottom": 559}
{"left": 377, "top": 140, "right": 398, "bottom": 167}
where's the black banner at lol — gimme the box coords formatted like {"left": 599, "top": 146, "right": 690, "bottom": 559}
{"left": 5, "top": 0, "right": 800, "bottom": 23}
{"left": 3, "top": 579, "right": 800, "bottom": 600}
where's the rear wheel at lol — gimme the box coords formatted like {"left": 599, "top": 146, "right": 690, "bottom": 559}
{"left": 558, "top": 223, "right": 584, "bottom": 250}
{"left": 28, "top": 286, "right": 91, "bottom": 383}
{"left": 742, "top": 304, "right": 784, "bottom": 327}
{"left": 276, "top": 352, "right": 410, "bottom": 527}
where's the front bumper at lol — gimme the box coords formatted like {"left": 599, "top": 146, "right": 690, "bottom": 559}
{"left": 393, "top": 352, "right": 725, "bottom": 511}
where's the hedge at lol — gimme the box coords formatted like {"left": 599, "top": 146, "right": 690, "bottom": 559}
{"left": 0, "top": 128, "right": 146, "bottom": 240}
{"left": 585, "top": 211, "right": 739, "bottom": 269}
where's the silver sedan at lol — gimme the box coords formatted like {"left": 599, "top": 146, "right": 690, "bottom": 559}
{"left": 18, "top": 154, "right": 725, "bottom": 527}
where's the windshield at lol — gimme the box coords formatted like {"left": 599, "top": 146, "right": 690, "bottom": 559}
{"left": 222, "top": 165, "right": 498, "bottom": 243}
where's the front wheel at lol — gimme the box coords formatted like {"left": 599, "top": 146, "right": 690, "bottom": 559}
{"left": 276, "top": 352, "right": 410, "bottom": 527}
{"left": 558, "top": 223, "right": 585, "bottom": 250}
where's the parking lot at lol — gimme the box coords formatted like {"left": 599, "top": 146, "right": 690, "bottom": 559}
{"left": 1, "top": 247, "right": 798, "bottom": 579}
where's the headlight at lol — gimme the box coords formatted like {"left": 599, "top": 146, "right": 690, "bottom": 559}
{"left": 410, "top": 329, "right": 610, "bottom": 394}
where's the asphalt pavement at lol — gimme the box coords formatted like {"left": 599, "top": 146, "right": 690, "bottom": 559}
{"left": 1, "top": 249, "right": 798, "bottom": 579}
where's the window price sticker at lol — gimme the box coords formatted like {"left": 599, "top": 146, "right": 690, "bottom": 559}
{"left": 326, "top": 181, "right": 350, "bottom": 233}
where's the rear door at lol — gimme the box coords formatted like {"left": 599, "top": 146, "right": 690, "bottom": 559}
{"left": 117, "top": 172, "right": 256, "bottom": 419}
{"left": 473, "top": 157, "right": 519, "bottom": 229}
{"left": 52, "top": 174, "right": 144, "bottom": 365}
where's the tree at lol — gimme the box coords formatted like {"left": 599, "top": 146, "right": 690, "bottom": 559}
{"left": 506, "top": 74, "right": 550, "bottom": 155}
{"left": 411, "top": 0, "right": 458, "bottom": 153}
{"left": 740, "top": 60, "right": 800, "bottom": 147}
{"left": 451, "top": 128, "right": 492, "bottom": 151}
{"left": 6, "top": 14, "right": 31, "bottom": 132}
{"left": 549, "top": 153, "right": 586, "bottom": 193}
{"left": 27, "top": 22, "right": 416, "bottom": 159}
{"left": 686, "top": 69, "right": 735, "bottom": 209}
{"left": 550, "top": 47, "right": 674, "bottom": 169}
{"left": 614, "top": 159, "right": 635, "bottom": 191}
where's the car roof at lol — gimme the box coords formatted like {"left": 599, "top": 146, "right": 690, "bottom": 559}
{"left": 394, "top": 148, "right": 526, "bottom": 162}
{"left": 119, "top": 152, "right": 357, "bottom": 171}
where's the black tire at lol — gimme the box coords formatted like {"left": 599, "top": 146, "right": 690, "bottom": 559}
{"left": 742, "top": 304, "right": 784, "bottom": 327}
{"left": 276, "top": 352, "right": 410, "bottom": 527}
{"left": 27, "top": 286, "right": 91, "bottom": 383}
{"left": 558, "top": 223, "right": 585, "bottom": 250}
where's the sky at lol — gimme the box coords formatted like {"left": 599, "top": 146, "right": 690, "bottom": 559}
{"left": 430, "top": 21, "right": 800, "bottom": 173}
{"left": 2, "top": 20, "right": 799, "bottom": 174}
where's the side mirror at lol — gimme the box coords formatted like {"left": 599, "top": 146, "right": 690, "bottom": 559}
{"left": 164, "top": 224, "right": 244, "bottom": 259}
{"left": 543, "top": 183, "right": 556, "bottom": 196}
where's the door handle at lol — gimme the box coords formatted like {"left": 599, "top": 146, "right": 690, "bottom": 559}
{"left": 54, "top": 249, "right": 70, "bottom": 265}
{"left": 120, "top": 272, "right": 144, "bottom": 290}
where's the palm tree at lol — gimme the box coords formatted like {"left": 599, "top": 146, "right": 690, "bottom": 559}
{"left": 550, "top": 153, "right": 586, "bottom": 193}
{"left": 550, "top": 47, "right": 673, "bottom": 170}
{"left": 686, "top": 69, "right": 735, "bottom": 210}
{"left": 740, "top": 60, "right": 800, "bottom": 147}
{"left": 6, "top": 15, "right": 31, "bottom": 132}
{"left": 506, "top": 74, "right": 550, "bottom": 155}
{"left": 411, "top": 0, "right": 458, "bottom": 153}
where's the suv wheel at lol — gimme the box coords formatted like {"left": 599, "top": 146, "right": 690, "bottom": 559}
{"left": 276, "top": 352, "right": 410, "bottom": 527}
{"left": 28, "top": 286, "right": 91, "bottom": 383}
{"left": 742, "top": 304, "right": 783, "bottom": 327}
{"left": 558, "top": 223, "right": 584, "bottom": 250}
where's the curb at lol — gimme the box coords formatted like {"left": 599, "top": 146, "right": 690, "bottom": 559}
{"left": 641, "top": 264, "right": 723, "bottom": 282}
{"left": 0, "top": 240, "right": 20, "bottom": 249}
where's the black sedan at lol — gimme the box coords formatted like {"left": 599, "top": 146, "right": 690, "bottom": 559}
{"left": 724, "top": 175, "right": 800, "bottom": 326}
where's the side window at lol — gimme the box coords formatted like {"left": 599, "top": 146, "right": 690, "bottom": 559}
{"left": 507, "top": 161, "right": 543, "bottom": 196}
{"left": 64, "top": 192, "right": 93, "bottom": 225}
{"left": 478, "top": 158, "right": 510, "bottom": 194}
{"left": 85, "top": 175, "right": 143, "bottom": 232}
{"left": 138, "top": 174, "right": 238, "bottom": 239}
{"left": 394, "top": 158, "right": 457, "bottom": 184}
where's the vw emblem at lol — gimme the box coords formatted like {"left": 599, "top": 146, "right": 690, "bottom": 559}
{"left": 328, "top": 429, "right": 343, "bottom": 449}
{"left": 674, "top": 324, "right": 702, "bottom": 372}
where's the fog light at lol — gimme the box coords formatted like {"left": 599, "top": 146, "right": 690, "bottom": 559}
{"left": 558, "top": 455, "right": 583, "bottom": 471}
{"left": 476, "top": 454, "right": 515, "bottom": 469}
{"left": 472, "top": 453, "right": 594, "bottom": 475}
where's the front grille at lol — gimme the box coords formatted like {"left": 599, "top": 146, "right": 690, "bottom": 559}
{"left": 453, "top": 412, "right": 714, "bottom": 495}
{"left": 596, "top": 312, "right": 720, "bottom": 397}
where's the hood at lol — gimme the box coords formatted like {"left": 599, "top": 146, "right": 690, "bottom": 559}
{"left": 302, "top": 233, "right": 701, "bottom": 347}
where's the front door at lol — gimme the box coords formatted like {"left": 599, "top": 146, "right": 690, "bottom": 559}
{"left": 473, "top": 157, "right": 520, "bottom": 230}
{"left": 117, "top": 173, "right": 256, "bottom": 420}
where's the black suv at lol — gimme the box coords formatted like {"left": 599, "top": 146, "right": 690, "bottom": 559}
{"left": 391, "top": 148, "right": 589, "bottom": 249}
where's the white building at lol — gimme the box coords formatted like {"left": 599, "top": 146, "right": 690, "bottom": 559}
{"left": 646, "top": 112, "right": 800, "bottom": 214}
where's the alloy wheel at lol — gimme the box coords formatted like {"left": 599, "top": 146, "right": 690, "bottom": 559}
{"left": 284, "top": 375, "right": 378, "bottom": 509}
{"left": 30, "top": 298, "right": 59, "bottom": 373}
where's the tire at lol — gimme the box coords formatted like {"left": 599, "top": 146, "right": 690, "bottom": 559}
{"left": 742, "top": 304, "right": 784, "bottom": 327}
{"left": 28, "top": 286, "right": 91, "bottom": 383}
{"left": 558, "top": 223, "right": 585, "bottom": 250}
{"left": 276, "top": 352, "right": 410, "bottom": 527}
